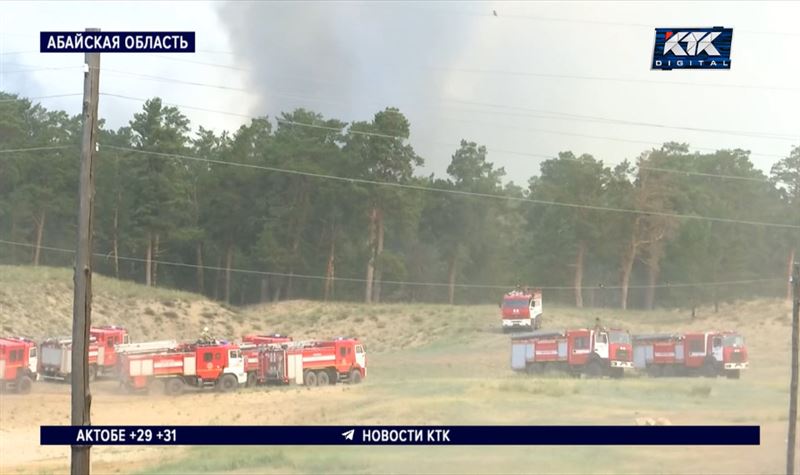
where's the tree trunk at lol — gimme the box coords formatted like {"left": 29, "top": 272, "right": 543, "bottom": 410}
{"left": 112, "top": 200, "right": 119, "bottom": 278}
{"left": 790, "top": 248, "right": 797, "bottom": 301}
{"left": 364, "top": 206, "right": 378, "bottom": 303}
{"left": 272, "top": 278, "right": 282, "bottom": 302}
{"left": 33, "top": 209, "right": 46, "bottom": 266}
{"left": 447, "top": 253, "right": 457, "bottom": 305}
{"left": 152, "top": 233, "right": 160, "bottom": 287}
{"left": 260, "top": 278, "right": 269, "bottom": 303}
{"left": 145, "top": 233, "right": 152, "bottom": 287}
{"left": 324, "top": 228, "right": 336, "bottom": 301}
{"left": 373, "top": 209, "right": 385, "bottom": 303}
{"left": 196, "top": 241, "right": 205, "bottom": 294}
{"left": 644, "top": 262, "right": 660, "bottom": 310}
{"left": 620, "top": 238, "right": 637, "bottom": 310}
{"left": 286, "top": 180, "right": 311, "bottom": 301}
{"left": 213, "top": 254, "right": 222, "bottom": 300}
{"left": 10, "top": 212, "right": 18, "bottom": 263}
{"left": 574, "top": 240, "right": 586, "bottom": 308}
{"left": 224, "top": 243, "right": 233, "bottom": 304}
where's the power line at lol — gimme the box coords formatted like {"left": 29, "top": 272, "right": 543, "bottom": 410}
{"left": 434, "top": 67, "right": 800, "bottom": 93}
{"left": 0, "top": 93, "right": 83, "bottom": 103}
{"left": 0, "top": 238, "right": 784, "bottom": 291}
{"left": 1, "top": 66, "right": 83, "bottom": 74}
{"left": 0, "top": 93, "right": 777, "bottom": 184}
{"left": 418, "top": 5, "right": 800, "bottom": 38}
{"left": 102, "top": 68, "right": 250, "bottom": 93}
{"left": 104, "top": 144, "right": 800, "bottom": 229}
{"left": 94, "top": 66, "right": 799, "bottom": 142}
{"left": 444, "top": 98, "right": 799, "bottom": 142}
{"left": 0, "top": 145, "right": 75, "bottom": 154}
{"left": 100, "top": 92, "right": 775, "bottom": 183}
{"left": 137, "top": 50, "right": 800, "bottom": 94}
{"left": 148, "top": 54, "right": 249, "bottom": 71}
{"left": 0, "top": 50, "right": 38, "bottom": 56}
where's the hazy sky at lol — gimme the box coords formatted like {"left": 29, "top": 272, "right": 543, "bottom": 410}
{"left": 2, "top": 1, "right": 798, "bottom": 184}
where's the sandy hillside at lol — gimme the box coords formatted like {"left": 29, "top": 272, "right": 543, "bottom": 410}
{"left": 0, "top": 266, "right": 246, "bottom": 341}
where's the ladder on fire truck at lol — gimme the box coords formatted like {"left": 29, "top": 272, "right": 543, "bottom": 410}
{"left": 114, "top": 340, "right": 178, "bottom": 355}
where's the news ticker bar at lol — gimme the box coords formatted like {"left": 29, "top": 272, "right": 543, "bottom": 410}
{"left": 41, "top": 425, "right": 760, "bottom": 446}
{"left": 41, "top": 32, "right": 195, "bottom": 53}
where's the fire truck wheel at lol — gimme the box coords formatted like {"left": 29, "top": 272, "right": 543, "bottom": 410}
{"left": 349, "top": 369, "right": 362, "bottom": 384}
{"left": 317, "top": 371, "right": 330, "bottom": 386}
{"left": 726, "top": 370, "right": 740, "bottom": 380}
{"left": 16, "top": 375, "right": 33, "bottom": 394}
{"left": 304, "top": 370, "right": 318, "bottom": 387}
{"left": 246, "top": 372, "right": 256, "bottom": 388}
{"left": 164, "top": 378, "right": 184, "bottom": 396}
{"left": 218, "top": 374, "right": 239, "bottom": 392}
{"left": 586, "top": 360, "right": 604, "bottom": 378}
{"left": 610, "top": 367, "right": 624, "bottom": 379}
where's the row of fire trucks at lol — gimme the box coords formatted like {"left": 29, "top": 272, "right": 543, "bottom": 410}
{"left": 0, "top": 325, "right": 130, "bottom": 393}
{"left": 502, "top": 289, "right": 749, "bottom": 379}
{"left": 0, "top": 327, "right": 368, "bottom": 395}
{"left": 510, "top": 328, "right": 749, "bottom": 379}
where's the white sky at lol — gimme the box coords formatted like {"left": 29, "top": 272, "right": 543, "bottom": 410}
{"left": 1, "top": 1, "right": 798, "bottom": 184}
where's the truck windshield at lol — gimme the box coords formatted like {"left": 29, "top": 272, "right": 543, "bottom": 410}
{"left": 502, "top": 299, "right": 530, "bottom": 308}
{"left": 609, "top": 332, "right": 631, "bottom": 344}
{"left": 723, "top": 335, "right": 744, "bottom": 347}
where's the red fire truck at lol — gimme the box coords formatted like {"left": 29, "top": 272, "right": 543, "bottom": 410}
{"left": 501, "top": 289, "right": 543, "bottom": 332}
{"left": 39, "top": 326, "right": 129, "bottom": 380}
{"left": 243, "top": 337, "right": 366, "bottom": 387}
{"left": 632, "top": 331, "right": 749, "bottom": 379}
{"left": 510, "top": 327, "right": 633, "bottom": 378}
{"left": 0, "top": 337, "right": 38, "bottom": 393}
{"left": 118, "top": 340, "right": 247, "bottom": 395}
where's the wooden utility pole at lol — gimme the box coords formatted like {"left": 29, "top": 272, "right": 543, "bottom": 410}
{"left": 71, "top": 27, "right": 100, "bottom": 475}
{"left": 788, "top": 261, "right": 799, "bottom": 475}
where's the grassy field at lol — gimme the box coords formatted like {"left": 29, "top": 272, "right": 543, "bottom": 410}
{"left": 0, "top": 266, "right": 796, "bottom": 474}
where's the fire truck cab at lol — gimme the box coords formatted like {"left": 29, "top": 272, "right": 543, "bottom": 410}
{"left": 0, "top": 337, "right": 38, "bottom": 393}
{"left": 90, "top": 325, "right": 129, "bottom": 376}
{"left": 501, "top": 289, "right": 543, "bottom": 331}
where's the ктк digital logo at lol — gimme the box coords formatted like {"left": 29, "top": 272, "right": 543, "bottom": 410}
{"left": 652, "top": 27, "right": 733, "bottom": 70}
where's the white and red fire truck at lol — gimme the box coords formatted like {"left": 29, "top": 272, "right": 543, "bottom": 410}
{"left": 501, "top": 288, "right": 543, "bottom": 331}
{"left": 39, "top": 326, "right": 129, "bottom": 380}
{"left": 632, "top": 331, "right": 749, "bottom": 379}
{"left": 0, "top": 337, "right": 38, "bottom": 393}
{"left": 118, "top": 340, "right": 248, "bottom": 395}
{"left": 243, "top": 337, "right": 367, "bottom": 387}
{"left": 511, "top": 327, "right": 633, "bottom": 378}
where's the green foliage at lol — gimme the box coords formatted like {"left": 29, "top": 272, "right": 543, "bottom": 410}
{"left": 0, "top": 93, "right": 795, "bottom": 309}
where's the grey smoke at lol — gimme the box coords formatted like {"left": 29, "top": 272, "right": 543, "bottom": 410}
{"left": 216, "top": 2, "right": 487, "bottom": 175}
